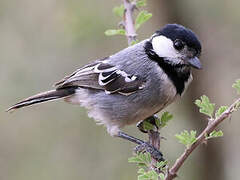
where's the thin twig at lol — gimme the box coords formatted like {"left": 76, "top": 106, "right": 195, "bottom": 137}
{"left": 122, "top": 0, "right": 160, "bottom": 170}
{"left": 148, "top": 130, "right": 161, "bottom": 170}
{"left": 165, "top": 97, "right": 240, "bottom": 180}
{"left": 122, "top": 0, "right": 137, "bottom": 45}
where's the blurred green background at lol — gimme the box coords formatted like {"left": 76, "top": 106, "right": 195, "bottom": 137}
{"left": 1, "top": 0, "right": 240, "bottom": 179}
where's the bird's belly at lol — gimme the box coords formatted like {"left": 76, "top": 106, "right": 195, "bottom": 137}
{"left": 125, "top": 79, "right": 178, "bottom": 125}
{"left": 64, "top": 76, "right": 177, "bottom": 132}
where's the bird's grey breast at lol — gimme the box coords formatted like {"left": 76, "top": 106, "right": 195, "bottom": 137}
{"left": 106, "top": 40, "right": 178, "bottom": 124}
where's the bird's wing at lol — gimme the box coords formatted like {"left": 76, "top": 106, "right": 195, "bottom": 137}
{"left": 54, "top": 59, "right": 145, "bottom": 96}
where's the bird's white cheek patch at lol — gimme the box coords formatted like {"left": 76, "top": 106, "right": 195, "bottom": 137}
{"left": 152, "top": 35, "right": 179, "bottom": 58}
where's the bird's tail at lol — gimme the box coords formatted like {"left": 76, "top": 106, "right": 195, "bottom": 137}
{"left": 6, "top": 87, "right": 76, "bottom": 112}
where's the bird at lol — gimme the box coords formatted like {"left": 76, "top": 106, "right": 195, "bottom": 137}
{"left": 7, "top": 24, "right": 202, "bottom": 161}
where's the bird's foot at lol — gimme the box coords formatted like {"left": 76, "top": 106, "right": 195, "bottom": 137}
{"left": 134, "top": 142, "right": 164, "bottom": 162}
{"left": 136, "top": 115, "right": 159, "bottom": 133}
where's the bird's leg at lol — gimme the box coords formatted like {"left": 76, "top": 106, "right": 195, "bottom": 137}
{"left": 135, "top": 115, "right": 164, "bottom": 165}
{"left": 117, "top": 131, "right": 164, "bottom": 162}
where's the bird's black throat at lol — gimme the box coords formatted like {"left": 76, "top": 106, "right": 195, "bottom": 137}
{"left": 144, "top": 41, "right": 191, "bottom": 95}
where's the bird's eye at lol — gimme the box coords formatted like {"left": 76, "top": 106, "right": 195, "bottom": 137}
{"left": 174, "top": 39, "right": 184, "bottom": 51}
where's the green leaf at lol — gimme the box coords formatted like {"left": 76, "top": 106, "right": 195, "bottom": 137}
{"left": 159, "top": 173, "right": 165, "bottom": 180}
{"left": 138, "top": 170, "right": 159, "bottom": 180}
{"left": 142, "top": 152, "right": 151, "bottom": 165}
{"left": 128, "top": 156, "right": 143, "bottom": 164}
{"left": 137, "top": 169, "right": 150, "bottom": 180}
{"left": 136, "top": 160, "right": 166, "bottom": 180}
{"left": 215, "top": 106, "right": 228, "bottom": 118}
{"left": 135, "top": 10, "right": 152, "bottom": 30}
{"left": 148, "top": 170, "right": 159, "bottom": 180}
{"left": 175, "top": 130, "right": 197, "bottom": 148}
{"left": 138, "top": 174, "right": 150, "bottom": 180}
{"left": 195, "top": 95, "right": 215, "bottom": 118}
{"left": 232, "top": 79, "right": 240, "bottom": 94}
{"left": 142, "top": 121, "right": 155, "bottom": 131}
{"left": 137, "top": 163, "right": 148, "bottom": 168}
{"left": 156, "top": 112, "right": 173, "bottom": 128}
{"left": 137, "top": 168, "right": 145, "bottom": 174}
{"left": 128, "top": 156, "right": 144, "bottom": 164}
{"left": 205, "top": 130, "right": 223, "bottom": 140}
{"left": 156, "top": 160, "right": 168, "bottom": 170}
{"left": 131, "top": 39, "right": 140, "bottom": 45}
{"left": 136, "top": 0, "right": 147, "bottom": 7}
{"left": 128, "top": 152, "right": 151, "bottom": 166}
{"left": 113, "top": 5, "right": 124, "bottom": 17}
{"left": 104, "top": 29, "right": 126, "bottom": 36}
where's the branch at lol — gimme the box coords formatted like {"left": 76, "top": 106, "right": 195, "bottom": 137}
{"left": 165, "top": 97, "right": 240, "bottom": 180}
{"left": 122, "top": 0, "right": 137, "bottom": 45}
{"left": 148, "top": 130, "right": 161, "bottom": 170}
{"left": 122, "top": 0, "right": 160, "bottom": 170}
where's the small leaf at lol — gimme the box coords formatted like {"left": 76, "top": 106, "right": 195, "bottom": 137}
{"left": 105, "top": 29, "right": 126, "bottom": 36}
{"left": 137, "top": 166, "right": 160, "bottom": 180}
{"left": 137, "top": 168, "right": 145, "bottom": 174}
{"left": 175, "top": 130, "right": 197, "bottom": 148}
{"left": 148, "top": 170, "right": 159, "bottom": 180}
{"left": 156, "top": 160, "right": 168, "bottom": 169}
{"left": 138, "top": 174, "right": 149, "bottom": 180}
{"left": 128, "top": 152, "right": 151, "bottom": 166}
{"left": 113, "top": 5, "right": 124, "bottom": 17}
{"left": 131, "top": 39, "right": 139, "bottom": 45}
{"left": 137, "top": 163, "right": 148, "bottom": 168}
{"left": 215, "top": 106, "right": 228, "bottom": 118}
{"left": 159, "top": 173, "right": 165, "bottom": 180}
{"left": 135, "top": 10, "right": 152, "bottom": 30}
{"left": 205, "top": 130, "right": 223, "bottom": 140}
{"left": 145, "top": 152, "right": 151, "bottom": 164}
{"left": 195, "top": 95, "right": 215, "bottom": 118}
{"left": 128, "top": 156, "right": 143, "bottom": 164}
{"left": 140, "top": 152, "right": 151, "bottom": 165}
{"left": 156, "top": 112, "right": 173, "bottom": 128}
{"left": 142, "top": 121, "right": 155, "bottom": 131}
{"left": 136, "top": 0, "right": 147, "bottom": 7}
{"left": 232, "top": 79, "right": 240, "bottom": 94}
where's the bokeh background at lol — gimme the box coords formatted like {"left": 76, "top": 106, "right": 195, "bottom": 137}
{"left": 1, "top": 0, "right": 240, "bottom": 179}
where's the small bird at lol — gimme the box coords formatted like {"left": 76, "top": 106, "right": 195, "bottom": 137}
{"left": 7, "top": 24, "right": 202, "bottom": 160}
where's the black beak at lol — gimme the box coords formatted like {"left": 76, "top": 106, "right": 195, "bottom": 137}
{"left": 188, "top": 57, "right": 202, "bottom": 69}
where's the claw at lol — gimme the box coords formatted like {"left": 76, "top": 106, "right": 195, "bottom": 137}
{"left": 134, "top": 144, "right": 146, "bottom": 153}
{"left": 117, "top": 131, "right": 164, "bottom": 162}
{"left": 134, "top": 142, "right": 164, "bottom": 162}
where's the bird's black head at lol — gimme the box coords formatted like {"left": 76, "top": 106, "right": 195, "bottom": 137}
{"left": 145, "top": 24, "right": 202, "bottom": 69}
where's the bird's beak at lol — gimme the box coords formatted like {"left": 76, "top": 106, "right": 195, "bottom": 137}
{"left": 188, "top": 57, "right": 202, "bottom": 69}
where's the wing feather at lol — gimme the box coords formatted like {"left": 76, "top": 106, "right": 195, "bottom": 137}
{"left": 55, "top": 59, "right": 145, "bottom": 96}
